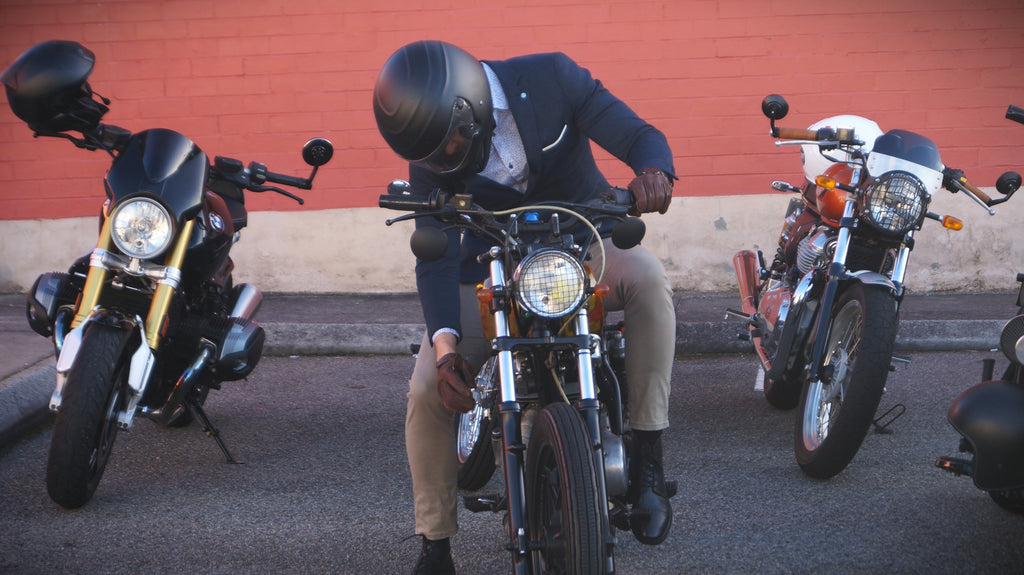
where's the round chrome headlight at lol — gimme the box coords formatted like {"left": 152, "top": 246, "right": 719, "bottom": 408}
{"left": 861, "top": 171, "right": 927, "bottom": 235}
{"left": 110, "top": 198, "right": 174, "bottom": 259}
{"left": 513, "top": 249, "right": 587, "bottom": 319}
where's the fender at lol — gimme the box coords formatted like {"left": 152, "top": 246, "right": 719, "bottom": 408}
{"left": 50, "top": 308, "right": 155, "bottom": 430}
{"left": 845, "top": 270, "right": 898, "bottom": 293}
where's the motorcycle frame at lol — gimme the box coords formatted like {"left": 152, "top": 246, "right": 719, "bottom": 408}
{"left": 483, "top": 247, "right": 615, "bottom": 574}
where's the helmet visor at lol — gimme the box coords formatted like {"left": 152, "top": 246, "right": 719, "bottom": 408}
{"left": 416, "top": 97, "right": 488, "bottom": 175}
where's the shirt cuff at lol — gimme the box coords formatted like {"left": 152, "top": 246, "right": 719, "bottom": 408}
{"left": 431, "top": 328, "right": 461, "bottom": 346}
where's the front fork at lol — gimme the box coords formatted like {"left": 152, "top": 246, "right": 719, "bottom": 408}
{"left": 487, "top": 254, "right": 613, "bottom": 573}
{"left": 52, "top": 219, "right": 194, "bottom": 430}
{"left": 806, "top": 198, "right": 908, "bottom": 383}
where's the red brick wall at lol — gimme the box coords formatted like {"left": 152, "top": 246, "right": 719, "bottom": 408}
{"left": 1, "top": 0, "right": 1022, "bottom": 220}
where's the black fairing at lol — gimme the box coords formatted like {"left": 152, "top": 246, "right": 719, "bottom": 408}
{"left": 103, "top": 128, "right": 240, "bottom": 283}
{"left": 105, "top": 128, "right": 207, "bottom": 226}
{"left": 871, "top": 129, "right": 943, "bottom": 172}
{"left": 948, "top": 379, "right": 1024, "bottom": 490}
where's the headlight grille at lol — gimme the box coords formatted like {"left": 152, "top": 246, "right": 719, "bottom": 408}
{"left": 862, "top": 171, "right": 926, "bottom": 235}
{"left": 110, "top": 197, "right": 174, "bottom": 259}
{"left": 514, "top": 250, "right": 587, "bottom": 319}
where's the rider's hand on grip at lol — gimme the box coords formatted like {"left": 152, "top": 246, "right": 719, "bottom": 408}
{"left": 436, "top": 353, "right": 476, "bottom": 413}
{"left": 628, "top": 168, "right": 673, "bottom": 216}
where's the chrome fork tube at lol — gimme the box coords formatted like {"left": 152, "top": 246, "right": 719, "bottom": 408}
{"left": 490, "top": 257, "right": 518, "bottom": 404}
{"left": 890, "top": 232, "right": 913, "bottom": 287}
{"left": 574, "top": 307, "right": 598, "bottom": 401}
{"left": 488, "top": 253, "right": 529, "bottom": 572}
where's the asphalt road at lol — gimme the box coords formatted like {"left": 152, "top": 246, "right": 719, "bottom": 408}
{"left": 2, "top": 350, "right": 1023, "bottom": 575}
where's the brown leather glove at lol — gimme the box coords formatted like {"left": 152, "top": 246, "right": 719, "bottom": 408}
{"left": 436, "top": 352, "right": 476, "bottom": 413}
{"left": 627, "top": 168, "right": 673, "bottom": 216}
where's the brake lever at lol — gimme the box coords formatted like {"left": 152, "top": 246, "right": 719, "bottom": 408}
{"left": 252, "top": 185, "right": 305, "bottom": 205}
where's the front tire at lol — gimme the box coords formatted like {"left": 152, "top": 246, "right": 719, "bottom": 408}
{"left": 525, "top": 403, "right": 607, "bottom": 575}
{"left": 47, "top": 323, "right": 133, "bottom": 508}
{"left": 795, "top": 283, "right": 897, "bottom": 479}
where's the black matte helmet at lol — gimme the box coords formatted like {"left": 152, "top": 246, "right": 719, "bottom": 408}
{"left": 373, "top": 40, "right": 494, "bottom": 177}
{"left": 1, "top": 40, "right": 107, "bottom": 133}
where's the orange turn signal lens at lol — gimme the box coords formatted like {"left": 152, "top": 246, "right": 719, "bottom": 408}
{"left": 941, "top": 215, "right": 964, "bottom": 231}
{"left": 814, "top": 175, "right": 837, "bottom": 189}
{"left": 476, "top": 284, "right": 493, "bottom": 303}
{"left": 593, "top": 284, "right": 610, "bottom": 298}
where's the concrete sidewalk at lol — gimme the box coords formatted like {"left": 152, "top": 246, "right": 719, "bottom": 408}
{"left": 1, "top": 290, "right": 1017, "bottom": 446}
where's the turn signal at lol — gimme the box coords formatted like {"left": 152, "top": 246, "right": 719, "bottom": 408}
{"left": 593, "top": 284, "right": 610, "bottom": 298}
{"left": 815, "top": 175, "right": 837, "bottom": 189}
{"left": 476, "top": 284, "right": 494, "bottom": 303}
{"left": 941, "top": 215, "right": 964, "bottom": 231}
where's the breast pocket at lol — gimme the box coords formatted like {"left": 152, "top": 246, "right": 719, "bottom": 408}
{"left": 541, "top": 124, "right": 570, "bottom": 154}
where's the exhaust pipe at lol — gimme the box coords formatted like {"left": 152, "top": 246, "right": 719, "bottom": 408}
{"left": 230, "top": 283, "right": 263, "bottom": 320}
{"left": 733, "top": 250, "right": 762, "bottom": 317}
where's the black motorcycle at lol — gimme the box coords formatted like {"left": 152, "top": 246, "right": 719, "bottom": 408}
{"left": 380, "top": 181, "right": 659, "bottom": 574}
{"left": 3, "top": 40, "right": 333, "bottom": 508}
{"left": 936, "top": 105, "right": 1024, "bottom": 512}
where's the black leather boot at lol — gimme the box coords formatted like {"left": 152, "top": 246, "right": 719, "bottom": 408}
{"left": 628, "top": 429, "right": 673, "bottom": 545}
{"left": 411, "top": 536, "right": 456, "bottom": 575}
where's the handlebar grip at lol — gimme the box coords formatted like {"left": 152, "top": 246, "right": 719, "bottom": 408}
{"left": 957, "top": 176, "right": 993, "bottom": 205}
{"left": 774, "top": 127, "right": 820, "bottom": 140}
{"left": 265, "top": 170, "right": 310, "bottom": 190}
{"left": 1008, "top": 105, "right": 1024, "bottom": 126}
{"left": 378, "top": 194, "right": 433, "bottom": 211}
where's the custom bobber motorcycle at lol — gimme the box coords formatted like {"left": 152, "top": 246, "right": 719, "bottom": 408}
{"left": 380, "top": 181, "right": 661, "bottom": 574}
{"left": 729, "top": 94, "right": 1013, "bottom": 479}
{"left": 937, "top": 104, "right": 1024, "bottom": 512}
{"left": 3, "top": 40, "right": 333, "bottom": 508}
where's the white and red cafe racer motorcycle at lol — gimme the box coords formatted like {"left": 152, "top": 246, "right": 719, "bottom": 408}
{"left": 729, "top": 95, "right": 1015, "bottom": 479}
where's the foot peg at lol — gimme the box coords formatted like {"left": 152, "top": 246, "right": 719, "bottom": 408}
{"left": 463, "top": 492, "right": 505, "bottom": 513}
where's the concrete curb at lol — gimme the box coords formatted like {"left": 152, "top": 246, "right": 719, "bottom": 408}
{"left": 1, "top": 317, "right": 1005, "bottom": 449}
{"left": 0, "top": 362, "right": 54, "bottom": 447}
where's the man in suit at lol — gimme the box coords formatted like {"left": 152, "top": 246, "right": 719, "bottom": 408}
{"left": 373, "top": 40, "right": 677, "bottom": 574}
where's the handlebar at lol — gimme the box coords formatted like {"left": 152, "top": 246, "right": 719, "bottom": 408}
{"left": 951, "top": 174, "right": 993, "bottom": 205}
{"left": 213, "top": 157, "right": 312, "bottom": 205}
{"left": 209, "top": 138, "right": 332, "bottom": 206}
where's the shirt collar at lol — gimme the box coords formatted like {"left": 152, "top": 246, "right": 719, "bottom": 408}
{"left": 481, "top": 62, "right": 508, "bottom": 111}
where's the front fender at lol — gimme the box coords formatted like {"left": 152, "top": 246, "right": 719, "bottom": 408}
{"left": 845, "top": 270, "right": 897, "bottom": 293}
{"left": 50, "top": 310, "right": 154, "bottom": 430}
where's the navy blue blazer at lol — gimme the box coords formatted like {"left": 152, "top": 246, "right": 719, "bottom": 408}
{"left": 406, "top": 52, "right": 676, "bottom": 342}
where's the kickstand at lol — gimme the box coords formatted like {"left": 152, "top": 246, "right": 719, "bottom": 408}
{"left": 187, "top": 399, "right": 243, "bottom": 464}
{"left": 872, "top": 403, "right": 906, "bottom": 434}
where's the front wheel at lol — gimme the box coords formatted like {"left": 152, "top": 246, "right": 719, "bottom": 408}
{"left": 795, "top": 283, "right": 897, "bottom": 479}
{"left": 46, "top": 323, "right": 133, "bottom": 508}
{"left": 525, "top": 403, "right": 607, "bottom": 575}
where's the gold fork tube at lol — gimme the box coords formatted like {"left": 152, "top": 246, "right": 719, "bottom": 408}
{"left": 144, "top": 219, "right": 193, "bottom": 350}
{"left": 72, "top": 217, "right": 115, "bottom": 328}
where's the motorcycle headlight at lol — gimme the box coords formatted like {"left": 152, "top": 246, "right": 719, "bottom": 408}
{"left": 110, "top": 198, "right": 174, "bottom": 259}
{"left": 861, "top": 171, "right": 927, "bottom": 235}
{"left": 513, "top": 249, "right": 587, "bottom": 319}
